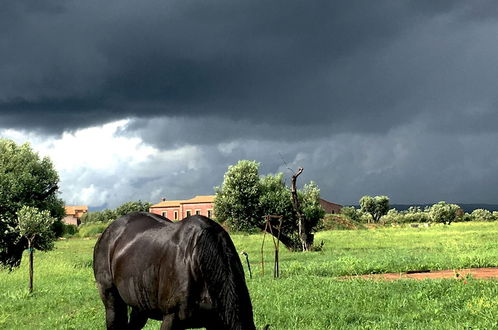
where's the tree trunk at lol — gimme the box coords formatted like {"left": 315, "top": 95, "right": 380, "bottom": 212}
{"left": 291, "top": 168, "right": 310, "bottom": 251}
{"left": 259, "top": 224, "right": 301, "bottom": 251}
{"left": 28, "top": 240, "right": 34, "bottom": 293}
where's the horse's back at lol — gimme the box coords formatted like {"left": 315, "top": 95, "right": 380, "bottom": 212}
{"left": 93, "top": 212, "right": 171, "bottom": 284}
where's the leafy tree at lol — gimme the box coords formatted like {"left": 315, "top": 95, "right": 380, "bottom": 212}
{"left": 115, "top": 200, "right": 152, "bottom": 218}
{"left": 299, "top": 181, "right": 325, "bottom": 248}
{"left": 258, "top": 173, "right": 301, "bottom": 249}
{"left": 14, "top": 206, "right": 56, "bottom": 292}
{"left": 0, "top": 139, "right": 64, "bottom": 268}
{"left": 359, "top": 195, "right": 390, "bottom": 223}
{"left": 215, "top": 161, "right": 325, "bottom": 250}
{"left": 214, "top": 160, "right": 261, "bottom": 232}
{"left": 429, "top": 201, "right": 460, "bottom": 225}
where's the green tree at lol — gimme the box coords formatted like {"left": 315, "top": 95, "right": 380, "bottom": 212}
{"left": 359, "top": 195, "right": 390, "bottom": 223}
{"left": 115, "top": 200, "right": 152, "bottom": 218}
{"left": 14, "top": 206, "right": 56, "bottom": 293}
{"left": 214, "top": 160, "right": 261, "bottom": 232}
{"left": 429, "top": 201, "right": 460, "bottom": 225}
{"left": 299, "top": 181, "right": 326, "bottom": 248}
{"left": 215, "top": 161, "right": 325, "bottom": 250}
{"left": 258, "top": 173, "right": 300, "bottom": 250}
{"left": 0, "top": 139, "right": 65, "bottom": 268}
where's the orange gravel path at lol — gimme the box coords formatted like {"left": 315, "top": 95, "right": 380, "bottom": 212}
{"left": 344, "top": 267, "right": 498, "bottom": 280}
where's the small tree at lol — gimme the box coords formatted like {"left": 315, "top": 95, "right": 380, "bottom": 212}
{"left": 15, "top": 206, "right": 56, "bottom": 293}
{"left": 359, "top": 195, "right": 390, "bottom": 223}
{"left": 429, "top": 201, "right": 460, "bottom": 225}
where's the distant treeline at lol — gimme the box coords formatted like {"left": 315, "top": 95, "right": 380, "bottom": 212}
{"left": 80, "top": 200, "right": 151, "bottom": 224}
{"left": 349, "top": 204, "right": 498, "bottom": 213}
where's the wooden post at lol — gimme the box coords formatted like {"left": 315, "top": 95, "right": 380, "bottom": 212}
{"left": 28, "top": 241, "right": 34, "bottom": 294}
{"left": 260, "top": 221, "right": 267, "bottom": 276}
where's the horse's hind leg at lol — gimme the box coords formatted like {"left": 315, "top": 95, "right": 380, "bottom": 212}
{"left": 128, "top": 308, "right": 148, "bottom": 330}
{"left": 98, "top": 285, "right": 128, "bottom": 330}
{"left": 160, "top": 314, "right": 182, "bottom": 330}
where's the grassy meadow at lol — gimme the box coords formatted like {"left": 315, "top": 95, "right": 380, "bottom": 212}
{"left": 2, "top": 222, "right": 498, "bottom": 329}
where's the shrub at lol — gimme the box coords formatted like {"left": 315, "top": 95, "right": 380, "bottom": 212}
{"left": 471, "top": 209, "right": 495, "bottom": 222}
{"left": 429, "top": 201, "right": 461, "bottom": 225}
{"left": 319, "top": 214, "right": 365, "bottom": 230}
{"left": 77, "top": 222, "right": 109, "bottom": 238}
{"left": 62, "top": 224, "right": 79, "bottom": 237}
{"left": 380, "top": 209, "right": 399, "bottom": 225}
{"left": 403, "top": 207, "right": 431, "bottom": 223}
{"left": 340, "top": 206, "right": 362, "bottom": 222}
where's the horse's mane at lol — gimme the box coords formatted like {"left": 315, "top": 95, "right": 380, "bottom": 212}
{"left": 195, "top": 223, "right": 255, "bottom": 330}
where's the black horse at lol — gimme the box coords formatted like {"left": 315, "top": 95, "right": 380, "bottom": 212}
{"left": 93, "top": 212, "right": 256, "bottom": 330}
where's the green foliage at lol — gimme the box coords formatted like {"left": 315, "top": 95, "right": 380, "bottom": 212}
{"left": 471, "top": 209, "right": 495, "bottom": 222}
{"left": 215, "top": 160, "right": 325, "bottom": 249}
{"left": 319, "top": 214, "right": 365, "bottom": 230}
{"left": 215, "top": 160, "right": 262, "bottom": 231}
{"left": 258, "top": 173, "right": 297, "bottom": 235}
{"left": 340, "top": 206, "right": 363, "bottom": 222}
{"left": 299, "top": 181, "right": 325, "bottom": 230}
{"left": 15, "top": 206, "right": 57, "bottom": 249}
{"left": 15, "top": 206, "right": 57, "bottom": 292}
{"left": 62, "top": 224, "right": 79, "bottom": 237}
{"left": 299, "top": 181, "right": 326, "bottom": 233}
{"left": 359, "top": 195, "right": 390, "bottom": 223}
{"left": 77, "top": 222, "right": 109, "bottom": 238}
{"left": 80, "top": 209, "right": 115, "bottom": 224}
{"left": 0, "top": 139, "right": 64, "bottom": 268}
{"left": 402, "top": 206, "right": 431, "bottom": 223}
{"left": 80, "top": 200, "right": 151, "bottom": 225}
{"left": 429, "top": 201, "right": 461, "bottom": 225}
{"left": 115, "top": 200, "right": 152, "bottom": 218}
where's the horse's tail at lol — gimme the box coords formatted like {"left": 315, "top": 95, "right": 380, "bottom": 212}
{"left": 196, "top": 221, "right": 256, "bottom": 330}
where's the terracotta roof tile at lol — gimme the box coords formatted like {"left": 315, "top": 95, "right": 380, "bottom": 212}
{"left": 64, "top": 205, "right": 88, "bottom": 216}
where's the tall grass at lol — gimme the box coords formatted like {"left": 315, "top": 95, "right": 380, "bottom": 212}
{"left": 1, "top": 222, "right": 498, "bottom": 329}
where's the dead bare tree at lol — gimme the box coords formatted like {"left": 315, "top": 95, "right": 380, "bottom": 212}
{"left": 290, "top": 167, "right": 310, "bottom": 251}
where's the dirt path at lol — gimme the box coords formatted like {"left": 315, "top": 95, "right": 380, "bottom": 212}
{"left": 344, "top": 267, "right": 498, "bottom": 280}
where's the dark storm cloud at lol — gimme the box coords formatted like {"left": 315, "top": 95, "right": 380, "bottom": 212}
{"left": 2, "top": 0, "right": 498, "bottom": 206}
{"left": 3, "top": 0, "right": 496, "bottom": 135}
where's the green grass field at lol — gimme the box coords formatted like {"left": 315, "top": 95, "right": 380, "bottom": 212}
{"left": 2, "top": 222, "right": 498, "bottom": 329}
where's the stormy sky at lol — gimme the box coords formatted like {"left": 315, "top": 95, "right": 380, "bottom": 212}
{"left": 1, "top": 0, "right": 498, "bottom": 209}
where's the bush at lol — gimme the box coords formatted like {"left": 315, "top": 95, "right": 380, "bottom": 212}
{"left": 340, "top": 207, "right": 362, "bottom": 222}
{"left": 62, "top": 224, "right": 79, "bottom": 237}
{"left": 380, "top": 209, "right": 399, "bottom": 225}
{"left": 471, "top": 209, "right": 495, "bottom": 222}
{"left": 77, "top": 222, "right": 109, "bottom": 238}
{"left": 403, "top": 207, "right": 431, "bottom": 223}
{"left": 429, "top": 201, "right": 460, "bottom": 225}
{"left": 319, "top": 214, "right": 365, "bottom": 230}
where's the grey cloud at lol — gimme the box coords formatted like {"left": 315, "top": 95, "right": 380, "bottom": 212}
{"left": 2, "top": 1, "right": 498, "bottom": 206}
{"left": 3, "top": 1, "right": 496, "bottom": 135}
